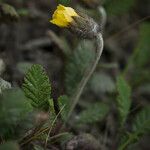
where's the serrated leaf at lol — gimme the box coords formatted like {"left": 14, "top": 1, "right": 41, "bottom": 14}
{"left": 77, "top": 102, "right": 109, "bottom": 124}
{"left": 0, "top": 78, "right": 11, "bottom": 94}
{"left": 132, "top": 106, "right": 150, "bottom": 134}
{"left": 117, "top": 76, "right": 131, "bottom": 126}
{"left": 65, "top": 40, "right": 94, "bottom": 96}
{"left": 23, "top": 64, "right": 51, "bottom": 111}
{"left": 118, "top": 107, "right": 150, "bottom": 150}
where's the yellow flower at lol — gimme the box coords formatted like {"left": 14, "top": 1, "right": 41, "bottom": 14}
{"left": 50, "top": 4, "right": 79, "bottom": 27}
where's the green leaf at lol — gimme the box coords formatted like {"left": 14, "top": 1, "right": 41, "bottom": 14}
{"left": 133, "top": 23, "right": 150, "bottom": 68}
{"left": 22, "top": 64, "right": 51, "bottom": 111}
{"left": 132, "top": 106, "right": 150, "bottom": 134}
{"left": 0, "top": 88, "right": 32, "bottom": 139}
{"left": 77, "top": 102, "right": 109, "bottom": 124}
{"left": 123, "top": 23, "right": 150, "bottom": 86}
{"left": 65, "top": 40, "right": 94, "bottom": 96}
{"left": 118, "top": 107, "right": 150, "bottom": 150}
{"left": 116, "top": 76, "right": 131, "bottom": 126}
{"left": 118, "top": 132, "right": 138, "bottom": 150}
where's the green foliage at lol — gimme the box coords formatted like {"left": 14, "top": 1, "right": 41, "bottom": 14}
{"left": 77, "top": 102, "right": 109, "bottom": 124}
{"left": 132, "top": 106, "right": 150, "bottom": 135}
{"left": 124, "top": 23, "right": 150, "bottom": 86}
{"left": 65, "top": 40, "right": 94, "bottom": 95}
{"left": 0, "top": 141, "right": 19, "bottom": 150}
{"left": 105, "top": 0, "right": 135, "bottom": 16}
{"left": 119, "top": 107, "right": 150, "bottom": 150}
{"left": 23, "top": 64, "right": 51, "bottom": 111}
{"left": 116, "top": 76, "right": 131, "bottom": 127}
{"left": 0, "top": 89, "right": 32, "bottom": 139}
{"left": 134, "top": 23, "right": 150, "bottom": 68}
{"left": 119, "top": 132, "right": 138, "bottom": 150}
{"left": 0, "top": 1, "right": 149, "bottom": 148}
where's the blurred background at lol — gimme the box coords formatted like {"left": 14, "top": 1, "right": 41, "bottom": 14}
{"left": 0, "top": 0, "right": 150, "bottom": 149}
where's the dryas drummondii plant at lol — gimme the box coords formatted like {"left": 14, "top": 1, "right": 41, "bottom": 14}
{"left": 0, "top": 2, "right": 150, "bottom": 149}
{"left": 50, "top": 4, "right": 104, "bottom": 121}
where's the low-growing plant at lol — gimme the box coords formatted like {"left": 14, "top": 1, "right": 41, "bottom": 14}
{"left": 0, "top": 0, "right": 149, "bottom": 150}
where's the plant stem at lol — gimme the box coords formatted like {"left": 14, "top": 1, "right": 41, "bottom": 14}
{"left": 66, "top": 33, "right": 104, "bottom": 121}
{"left": 98, "top": 6, "right": 107, "bottom": 33}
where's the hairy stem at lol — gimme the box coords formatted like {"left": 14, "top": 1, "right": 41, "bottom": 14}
{"left": 98, "top": 6, "right": 107, "bottom": 33}
{"left": 66, "top": 33, "right": 104, "bottom": 121}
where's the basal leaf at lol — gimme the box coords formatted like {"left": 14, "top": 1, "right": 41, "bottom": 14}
{"left": 23, "top": 64, "right": 51, "bottom": 111}
{"left": 116, "top": 76, "right": 131, "bottom": 126}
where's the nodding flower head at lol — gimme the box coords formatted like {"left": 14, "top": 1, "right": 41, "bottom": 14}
{"left": 50, "top": 4, "right": 100, "bottom": 39}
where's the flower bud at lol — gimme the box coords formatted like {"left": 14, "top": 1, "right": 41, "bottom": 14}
{"left": 50, "top": 4, "right": 100, "bottom": 39}
{"left": 69, "top": 12, "right": 99, "bottom": 39}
